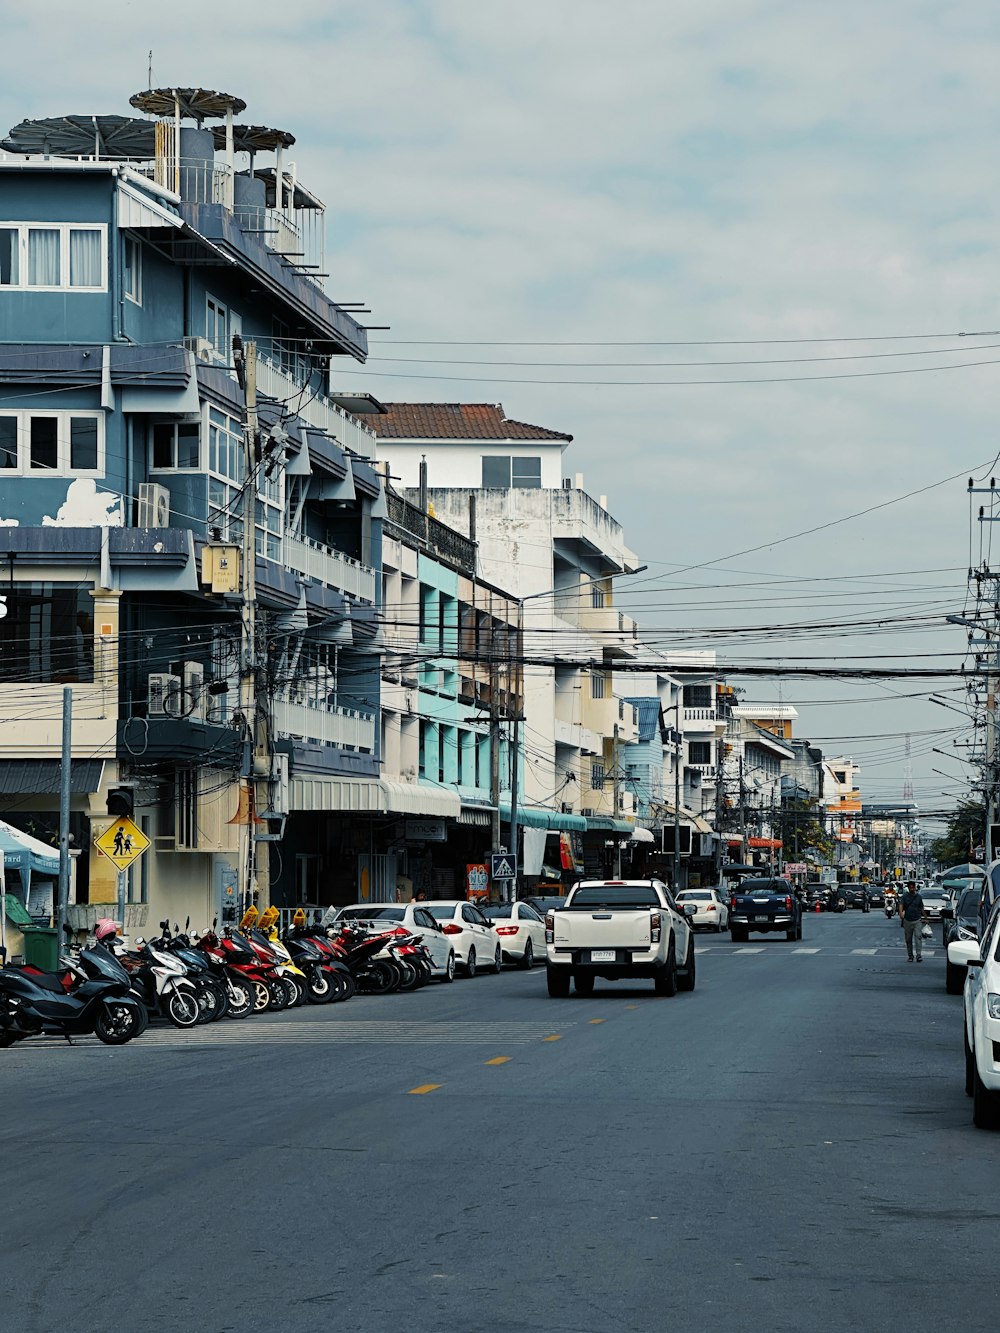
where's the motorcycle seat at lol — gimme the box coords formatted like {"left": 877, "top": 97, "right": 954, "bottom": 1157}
{"left": 6, "top": 967, "right": 68, "bottom": 993}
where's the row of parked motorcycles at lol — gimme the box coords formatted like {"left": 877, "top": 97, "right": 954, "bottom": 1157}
{"left": 0, "top": 906, "right": 437, "bottom": 1048}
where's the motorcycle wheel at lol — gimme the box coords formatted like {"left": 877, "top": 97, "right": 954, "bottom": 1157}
{"left": 329, "top": 969, "right": 355, "bottom": 1002}
{"left": 0, "top": 1029, "right": 25, "bottom": 1048}
{"left": 266, "top": 980, "right": 290, "bottom": 1011}
{"left": 225, "top": 977, "right": 254, "bottom": 1020}
{"left": 359, "top": 960, "right": 398, "bottom": 995}
{"left": 252, "top": 980, "right": 270, "bottom": 1013}
{"left": 194, "top": 980, "right": 221, "bottom": 1024}
{"left": 207, "top": 979, "right": 230, "bottom": 1020}
{"left": 306, "top": 967, "right": 333, "bottom": 1004}
{"left": 166, "top": 989, "right": 201, "bottom": 1029}
{"left": 284, "top": 977, "right": 304, "bottom": 1007}
{"left": 396, "top": 960, "right": 421, "bottom": 991}
{"left": 94, "top": 999, "right": 145, "bottom": 1045}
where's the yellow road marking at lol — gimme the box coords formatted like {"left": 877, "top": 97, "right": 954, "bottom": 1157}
{"left": 588, "top": 1018, "right": 606, "bottom": 1025}
{"left": 408, "top": 1083, "right": 442, "bottom": 1095}
{"left": 542, "top": 1034, "right": 562, "bottom": 1042}
{"left": 625, "top": 1004, "right": 639, "bottom": 1010}
{"left": 485, "top": 1056, "right": 511, "bottom": 1066}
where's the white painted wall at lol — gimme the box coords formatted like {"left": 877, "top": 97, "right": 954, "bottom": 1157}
{"left": 379, "top": 439, "right": 567, "bottom": 491}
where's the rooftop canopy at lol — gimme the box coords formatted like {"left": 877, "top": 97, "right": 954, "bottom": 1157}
{"left": 2, "top": 114, "right": 156, "bottom": 159}
{"left": 129, "top": 87, "right": 246, "bottom": 122}
{"left": 210, "top": 124, "right": 295, "bottom": 154}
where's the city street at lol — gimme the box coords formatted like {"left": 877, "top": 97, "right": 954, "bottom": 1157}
{"left": 1, "top": 910, "right": 993, "bottom": 1333}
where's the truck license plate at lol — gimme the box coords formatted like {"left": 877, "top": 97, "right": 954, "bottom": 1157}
{"left": 590, "top": 950, "right": 616, "bottom": 962}
{"left": 752, "top": 915, "right": 768, "bottom": 922}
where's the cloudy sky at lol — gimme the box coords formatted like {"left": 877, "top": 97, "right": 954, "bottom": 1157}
{"left": 5, "top": 0, "right": 1000, "bottom": 827}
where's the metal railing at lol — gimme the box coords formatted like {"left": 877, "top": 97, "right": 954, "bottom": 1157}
{"left": 384, "top": 492, "right": 477, "bottom": 572}
{"left": 282, "top": 532, "right": 377, "bottom": 601}
{"left": 271, "top": 699, "right": 375, "bottom": 751}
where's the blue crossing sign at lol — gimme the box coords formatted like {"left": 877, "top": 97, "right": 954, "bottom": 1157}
{"left": 490, "top": 853, "right": 517, "bottom": 880}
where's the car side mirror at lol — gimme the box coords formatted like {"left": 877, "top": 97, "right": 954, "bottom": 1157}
{"left": 941, "top": 907, "right": 953, "bottom": 919}
{"left": 947, "top": 939, "right": 982, "bottom": 969}
{"left": 682, "top": 902, "right": 698, "bottom": 917}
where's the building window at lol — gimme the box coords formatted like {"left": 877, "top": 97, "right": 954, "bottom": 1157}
{"left": 0, "top": 582, "right": 94, "bottom": 684}
{"left": 591, "top": 583, "right": 606, "bottom": 608}
{"left": 683, "top": 684, "right": 713, "bottom": 709}
{"left": 0, "top": 223, "right": 106, "bottom": 291}
{"left": 481, "top": 455, "right": 542, "bottom": 488}
{"left": 206, "top": 295, "right": 229, "bottom": 360}
{"left": 123, "top": 235, "right": 141, "bottom": 304}
{"left": 591, "top": 761, "right": 606, "bottom": 790}
{"left": 688, "top": 741, "right": 713, "bottom": 765}
{"left": 151, "top": 421, "right": 201, "bottom": 471}
{"left": 591, "top": 671, "right": 606, "bottom": 699}
{"left": 0, "top": 410, "right": 104, "bottom": 476}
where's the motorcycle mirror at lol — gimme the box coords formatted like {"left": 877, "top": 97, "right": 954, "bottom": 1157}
{"left": 212, "top": 916, "right": 218, "bottom": 928}
{"left": 185, "top": 916, "right": 190, "bottom": 929}
{"left": 62, "top": 922, "right": 73, "bottom": 936}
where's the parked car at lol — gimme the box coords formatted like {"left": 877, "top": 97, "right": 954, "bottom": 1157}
{"left": 675, "top": 888, "right": 730, "bottom": 932}
{"left": 943, "top": 886, "right": 982, "bottom": 992}
{"left": 519, "top": 895, "right": 566, "bottom": 918}
{"left": 481, "top": 901, "right": 546, "bottom": 968}
{"left": 331, "top": 904, "right": 456, "bottom": 980}
{"left": 424, "top": 901, "right": 502, "bottom": 977}
{"left": 948, "top": 902, "right": 1000, "bottom": 1129}
{"left": 729, "top": 878, "right": 803, "bottom": 941}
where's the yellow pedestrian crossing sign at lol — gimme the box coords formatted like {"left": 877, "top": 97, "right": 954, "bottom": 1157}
{"left": 95, "top": 816, "right": 149, "bottom": 871}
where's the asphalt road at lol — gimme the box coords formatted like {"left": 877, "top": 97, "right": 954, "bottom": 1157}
{"left": 1, "top": 909, "right": 995, "bottom": 1333}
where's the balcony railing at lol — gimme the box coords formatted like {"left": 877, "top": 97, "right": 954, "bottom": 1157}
{"left": 684, "top": 707, "right": 717, "bottom": 723}
{"left": 272, "top": 699, "right": 375, "bottom": 751}
{"left": 385, "top": 492, "right": 477, "bottom": 573}
{"left": 282, "top": 533, "right": 377, "bottom": 602}
{"left": 686, "top": 763, "right": 717, "bottom": 778}
{"left": 255, "top": 357, "right": 378, "bottom": 458}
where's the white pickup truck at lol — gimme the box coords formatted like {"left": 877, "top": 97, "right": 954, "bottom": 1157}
{"left": 545, "top": 879, "right": 698, "bottom": 998}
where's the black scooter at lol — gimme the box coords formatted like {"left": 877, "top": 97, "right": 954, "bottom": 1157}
{"left": 0, "top": 943, "right": 146, "bottom": 1047}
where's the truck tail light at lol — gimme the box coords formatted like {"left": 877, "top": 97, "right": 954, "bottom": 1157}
{"left": 545, "top": 913, "right": 554, "bottom": 944}
{"left": 785, "top": 896, "right": 793, "bottom": 911}
{"left": 730, "top": 896, "right": 738, "bottom": 911}
{"left": 650, "top": 911, "right": 661, "bottom": 944}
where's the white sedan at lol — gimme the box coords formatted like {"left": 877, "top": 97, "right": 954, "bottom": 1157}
{"left": 481, "top": 901, "right": 546, "bottom": 968}
{"left": 949, "top": 901, "right": 1000, "bottom": 1130}
{"left": 676, "top": 888, "right": 730, "bottom": 933}
{"left": 331, "top": 903, "right": 456, "bottom": 981}
{"left": 423, "top": 901, "right": 502, "bottom": 977}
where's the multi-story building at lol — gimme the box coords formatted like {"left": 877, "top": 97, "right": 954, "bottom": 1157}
{"left": 0, "top": 88, "right": 386, "bottom": 928}
{"left": 720, "top": 705, "right": 797, "bottom": 871}
{"left": 370, "top": 402, "right": 640, "bottom": 883}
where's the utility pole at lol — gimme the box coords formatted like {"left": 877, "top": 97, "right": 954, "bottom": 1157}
{"left": 235, "top": 336, "right": 265, "bottom": 915}
{"left": 489, "top": 621, "right": 502, "bottom": 869}
{"left": 507, "top": 604, "right": 522, "bottom": 902}
{"left": 56, "top": 686, "right": 72, "bottom": 949}
{"left": 612, "top": 723, "right": 622, "bottom": 878}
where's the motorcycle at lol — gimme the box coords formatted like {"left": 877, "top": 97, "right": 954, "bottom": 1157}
{"left": 112, "top": 935, "right": 202, "bottom": 1029}
{"left": 281, "top": 925, "right": 355, "bottom": 1003}
{"left": 0, "top": 943, "right": 146, "bottom": 1047}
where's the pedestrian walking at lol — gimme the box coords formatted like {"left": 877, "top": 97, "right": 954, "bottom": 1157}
{"left": 897, "top": 879, "right": 926, "bottom": 962}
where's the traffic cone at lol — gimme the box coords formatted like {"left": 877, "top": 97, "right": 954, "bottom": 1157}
{"left": 815, "top": 901, "right": 821, "bottom": 912}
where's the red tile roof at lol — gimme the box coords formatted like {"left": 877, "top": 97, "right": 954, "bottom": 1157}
{"left": 368, "top": 402, "right": 572, "bottom": 443}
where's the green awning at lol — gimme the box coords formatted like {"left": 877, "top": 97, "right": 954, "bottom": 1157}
{"left": 500, "top": 805, "right": 588, "bottom": 832}
{"left": 585, "top": 816, "right": 635, "bottom": 834}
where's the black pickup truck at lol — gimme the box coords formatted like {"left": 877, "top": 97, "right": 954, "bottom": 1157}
{"left": 729, "top": 877, "right": 803, "bottom": 942}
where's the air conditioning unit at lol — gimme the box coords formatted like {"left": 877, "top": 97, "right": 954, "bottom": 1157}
{"left": 562, "top": 478, "right": 573, "bottom": 489}
{"left": 183, "top": 660, "right": 206, "bottom": 722}
{"left": 137, "top": 482, "right": 170, "bottom": 528}
{"left": 148, "top": 672, "right": 182, "bottom": 717}
{"left": 581, "top": 807, "right": 596, "bottom": 817}
{"left": 182, "top": 335, "right": 215, "bottom": 362}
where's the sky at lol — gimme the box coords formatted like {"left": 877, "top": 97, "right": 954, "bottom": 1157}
{"left": 3, "top": 0, "right": 999, "bottom": 832}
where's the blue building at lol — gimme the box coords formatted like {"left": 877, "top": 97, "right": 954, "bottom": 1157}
{"left": 0, "top": 88, "right": 388, "bottom": 928}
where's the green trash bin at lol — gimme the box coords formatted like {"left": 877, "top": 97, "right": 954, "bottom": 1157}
{"left": 21, "top": 925, "right": 60, "bottom": 971}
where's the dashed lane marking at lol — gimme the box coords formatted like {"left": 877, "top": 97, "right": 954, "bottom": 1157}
{"left": 484, "top": 1056, "right": 511, "bottom": 1065}
{"left": 408, "top": 1084, "right": 441, "bottom": 1095}
{"left": 542, "top": 1034, "right": 563, "bottom": 1042}
{"left": 588, "top": 1018, "right": 606, "bottom": 1025}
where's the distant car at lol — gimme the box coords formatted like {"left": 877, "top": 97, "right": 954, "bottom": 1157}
{"left": 846, "top": 887, "right": 871, "bottom": 913}
{"left": 943, "top": 885, "right": 982, "bottom": 992}
{"left": 676, "top": 888, "right": 730, "bottom": 932}
{"left": 729, "top": 878, "right": 803, "bottom": 941}
{"left": 424, "top": 901, "right": 502, "bottom": 977}
{"left": 948, "top": 901, "right": 1000, "bottom": 1129}
{"left": 519, "top": 895, "right": 566, "bottom": 918}
{"left": 867, "top": 886, "right": 885, "bottom": 908}
{"left": 920, "top": 888, "right": 949, "bottom": 922}
{"left": 481, "top": 901, "right": 546, "bottom": 968}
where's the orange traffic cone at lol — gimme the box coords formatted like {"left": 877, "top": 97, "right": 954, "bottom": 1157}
{"left": 815, "top": 901, "right": 821, "bottom": 912}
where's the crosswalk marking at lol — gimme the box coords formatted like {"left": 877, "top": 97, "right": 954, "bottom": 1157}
{"left": 792, "top": 948, "right": 821, "bottom": 954}
{"left": 851, "top": 948, "right": 878, "bottom": 955}
{"left": 735, "top": 947, "right": 765, "bottom": 954}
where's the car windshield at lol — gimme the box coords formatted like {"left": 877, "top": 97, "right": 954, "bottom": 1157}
{"left": 425, "top": 905, "right": 460, "bottom": 920}
{"left": 567, "top": 885, "right": 661, "bottom": 909}
{"left": 339, "top": 907, "right": 405, "bottom": 922}
{"left": 740, "top": 881, "right": 785, "bottom": 895}
{"left": 482, "top": 905, "right": 513, "bottom": 919}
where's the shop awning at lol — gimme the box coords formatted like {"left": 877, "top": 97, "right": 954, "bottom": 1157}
{"left": 457, "top": 805, "right": 494, "bottom": 826}
{"left": 586, "top": 816, "right": 635, "bottom": 834}
{"left": 661, "top": 805, "right": 714, "bottom": 834}
{"left": 0, "top": 818, "right": 60, "bottom": 877}
{"left": 289, "top": 776, "right": 460, "bottom": 818}
{"left": 0, "top": 760, "right": 104, "bottom": 796}
{"left": 629, "top": 826, "right": 656, "bottom": 843}
{"left": 500, "top": 805, "right": 588, "bottom": 832}
{"left": 747, "top": 837, "right": 782, "bottom": 849}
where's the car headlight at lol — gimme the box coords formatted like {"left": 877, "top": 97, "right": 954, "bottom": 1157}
{"left": 988, "top": 994, "right": 1000, "bottom": 1021}
{"left": 958, "top": 926, "right": 978, "bottom": 941}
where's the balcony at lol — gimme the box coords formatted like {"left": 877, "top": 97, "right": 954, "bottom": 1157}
{"left": 272, "top": 699, "right": 375, "bottom": 751}
{"left": 384, "top": 492, "right": 477, "bottom": 573}
{"left": 282, "top": 533, "right": 377, "bottom": 602}
{"left": 576, "top": 605, "right": 639, "bottom": 658}
{"left": 686, "top": 763, "right": 717, "bottom": 780}
{"left": 0, "top": 683, "right": 116, "bottom": 761}
{"left": 255, "top": 356, "right": 378, "bottom": 457}
{"left": 684, "top": 707, "right": 717, "bottom": 723}
{"left": 554, "top": 716, "right": 602, "bottom": 756}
